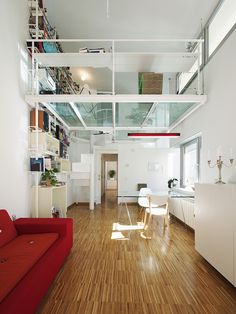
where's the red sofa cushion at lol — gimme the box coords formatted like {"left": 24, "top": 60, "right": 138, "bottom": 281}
{"left": 0, "top": 210, "right": 17, "bottom": 248}
{"left": 0, "top": 233, "right": 58, "bottom": 302}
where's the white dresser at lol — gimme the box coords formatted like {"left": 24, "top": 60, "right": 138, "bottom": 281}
{"left": 195, "top": 183, "right": 236, "bottom": 286}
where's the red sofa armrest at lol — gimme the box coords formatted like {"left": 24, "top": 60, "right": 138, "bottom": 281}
{"left": 14, "top": 218, "right": 73, "bottom": 239}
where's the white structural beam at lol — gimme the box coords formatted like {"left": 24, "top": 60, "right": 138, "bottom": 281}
{"left": 25, "top": 94, "right": 207, "bottom": 105}
{"left": 68, "top": 126, "right": 169, "bottom": 131}
{"left": 28, "top": 38, "right": 204, "bottom": 43}
{"left": 168, "top": 102, "right": 203, "bottom": 132}
{"left": 112, "top": 102, "right": 116, "bottom": 129}
{"left": 141, "top": 102, "right": 157, "bottom": 127}
{"left": 69, "top": 102, "right": 87, "bottom": 129}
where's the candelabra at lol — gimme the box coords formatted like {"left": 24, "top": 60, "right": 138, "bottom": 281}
{"left": 208, "top": 156, "right": 234, "bottom": 184}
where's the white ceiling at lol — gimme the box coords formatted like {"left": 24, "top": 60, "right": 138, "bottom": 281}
{"left": 44, "top": 0, "right": 219, "bottom": 39}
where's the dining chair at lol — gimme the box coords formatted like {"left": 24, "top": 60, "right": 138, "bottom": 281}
{"left": 137, "top": 188, "right": 152, "bottom": 221}
{"left": 138, "top": 188, "right": 152, "bottom": 208}
{"left": 141, "top": 194, "right": 169, "bottom": 239}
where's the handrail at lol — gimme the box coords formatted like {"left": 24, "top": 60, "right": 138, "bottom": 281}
{"left": 27, "top": 38, "right": 204, "bottom": 43}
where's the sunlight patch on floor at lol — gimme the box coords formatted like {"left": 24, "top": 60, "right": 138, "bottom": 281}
{"left": 111, "top": 231, "right": 129, "bottom": 240}
{"left": 112, "top": 222, "right": 144, "bottom": 231}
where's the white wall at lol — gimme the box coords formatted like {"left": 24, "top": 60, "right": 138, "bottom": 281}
{"left": 93, "top": 141, "right": 170, "bottom": 204}
{"left": 171, "top": 29, "right": 236, "bottom": 184}
{"left": 115, "top": 73, "right": 138, "bottom": 94}
{"left": 118, "top": 143, "right": 169, "bottom": 197}
{"left": 0, "top": 0, "right": 30, "bottom": 218}
{"left": 168, "top": 148, "right": 180, "bottom": 182}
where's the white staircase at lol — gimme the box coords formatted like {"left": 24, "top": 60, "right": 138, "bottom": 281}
{"left": 70, "top": 154, "right": 94, "bottom": 210}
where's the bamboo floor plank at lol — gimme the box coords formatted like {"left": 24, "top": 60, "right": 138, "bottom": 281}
{"left": 38, "top": 191, "right": 236, "bottom": 314}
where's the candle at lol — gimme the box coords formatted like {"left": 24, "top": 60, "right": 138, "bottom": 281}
{"left": 217, "top": 146, "right": 222, "bottom": 157}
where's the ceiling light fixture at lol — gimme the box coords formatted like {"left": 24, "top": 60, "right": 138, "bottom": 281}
{"left": 127, "top": 133, "right": 180, "bottom": 138}
{"left": 81, "top": 72, "right": 88, "bottom": 82}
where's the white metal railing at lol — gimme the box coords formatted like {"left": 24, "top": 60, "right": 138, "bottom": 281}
{"left": 28, "top": 38, "right": 204, "bottom": 97}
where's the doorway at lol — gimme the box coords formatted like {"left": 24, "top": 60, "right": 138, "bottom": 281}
{"left": 101, "top": 154, "right": 118, "bottom": 204}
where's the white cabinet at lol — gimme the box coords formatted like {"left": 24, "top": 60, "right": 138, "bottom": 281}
{"left": 31, "top": 185, "right": 67, "bottom": 218}
{"left": 195, "top": 183, "right": 236, "bottom": 286}
{"left": 168, "top": 197, "right": 195, "bottom": 229}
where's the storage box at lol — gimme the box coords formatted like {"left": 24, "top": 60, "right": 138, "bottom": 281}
{"left": 139, "top": 72, "right": 163, "bottom": 94}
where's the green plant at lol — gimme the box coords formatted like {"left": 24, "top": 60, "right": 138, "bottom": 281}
{"left": 41, "top": 169, "right": 58, "bottom": 186}
{"left": 108, "top": 169, "right": 116, "bottom": 178}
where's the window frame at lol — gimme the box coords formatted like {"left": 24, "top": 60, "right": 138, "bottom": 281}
{"left": 178, "top": 0, "right": 236, "bottom": 95}
{"left": 207, "top": 0, "right": 236, "bottom": 59}
{"left": 180, "top": 137, "right": 201, "bottom": 188}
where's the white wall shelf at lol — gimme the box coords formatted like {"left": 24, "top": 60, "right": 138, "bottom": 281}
{"left": 30, "top": 131, "right": 60, "bottom": 156}
{"left": 56, "top": 158, "right": 71, "bottom": 172}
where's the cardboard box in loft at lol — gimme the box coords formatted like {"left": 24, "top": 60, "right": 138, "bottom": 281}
{"left": 138, "top": 72, "right": 163, "bottom": 94}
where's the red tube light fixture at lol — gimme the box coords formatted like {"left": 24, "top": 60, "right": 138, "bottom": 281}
{"left": 127, "top": 132, "right": 180, "bottom": 138}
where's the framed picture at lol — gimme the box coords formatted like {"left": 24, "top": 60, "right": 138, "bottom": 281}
{"left": 30, "top": 157, "right": 45, "bottom": 172}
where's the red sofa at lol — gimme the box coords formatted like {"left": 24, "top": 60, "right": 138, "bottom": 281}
{"left": 0, "top": 209, "right": 73, "bottom": 314}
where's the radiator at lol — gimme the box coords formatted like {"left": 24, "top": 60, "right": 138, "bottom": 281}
{"left": 169, "top": 198, "right": 195, "bottom": 229}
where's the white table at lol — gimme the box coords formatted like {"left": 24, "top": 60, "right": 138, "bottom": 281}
{"left": 117, "top": 190, "right": 194, "bottom": 226}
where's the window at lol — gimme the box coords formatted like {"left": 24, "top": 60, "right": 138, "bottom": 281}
{"left": 208, "top": 0, "right": 236, "bottom": 56}
{"left": 181, "top": 137, "right": 201, "bottom": 187}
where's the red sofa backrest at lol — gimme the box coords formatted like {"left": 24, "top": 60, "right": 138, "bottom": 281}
{"left": 0, "top": 209, "right": 17, "bottom": 248}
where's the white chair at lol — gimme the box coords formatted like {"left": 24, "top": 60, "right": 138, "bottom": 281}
{"left": 142, "top": 194, "right": 169, "bottom": 239}
{"left": 137, "top": 188, "right": 152, "bottom": 223}
{"left": 138, "top": 188, "right": 152, "bottom": 208}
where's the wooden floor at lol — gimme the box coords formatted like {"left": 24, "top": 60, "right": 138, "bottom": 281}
{"left": 39, "top": 191, "right": 236, "bottom": 314}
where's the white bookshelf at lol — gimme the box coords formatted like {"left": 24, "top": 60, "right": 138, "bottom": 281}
{"left": 31, "top": 185, "right": 67, "bottom": 218}
{"left": 29, "top": 131, "right": 59, "bottom": 156}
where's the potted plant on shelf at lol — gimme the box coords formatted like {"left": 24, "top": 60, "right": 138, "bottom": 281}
{"left": 108, "top": 170, "right": 116, "bottom": 180}
{"left": 168, "top": 178, "right": 178, "bottom": 189}
{"left": 41, "top": 169, "right": 58, "bottom": 187}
